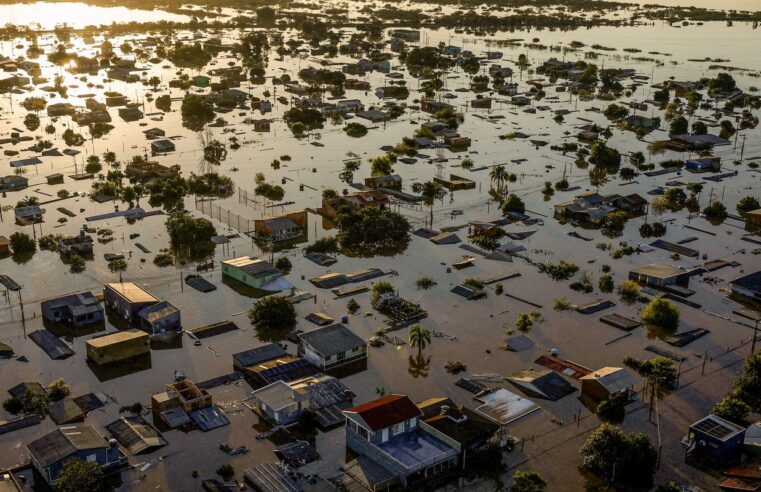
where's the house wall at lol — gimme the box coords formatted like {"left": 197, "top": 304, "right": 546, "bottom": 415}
{"left": 581, "top": 380, "right": 609, "bottom": 401}
{"left": 222, "top": 264, "right": 279, "bottom": 289}
{"left": 142, "top": 311, "right": 182, "bottom": 335}
{"left": 731, "top": 284, "right": 761, "bottom": 301}
{"left": 104, "top": 286, "right": 157, "bottom": 322}
{"left": 86, "top": 334, "right": 150, "bottom": 365}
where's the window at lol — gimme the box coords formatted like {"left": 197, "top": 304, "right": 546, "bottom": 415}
{"left": 391, "top": 422, "right": 404, "bottom": 435}
{"left": 337, "top": 351, "right": 346, "bottom": 360}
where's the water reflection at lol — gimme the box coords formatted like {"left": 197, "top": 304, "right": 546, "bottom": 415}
{"left": 407, "top": 354, "right": 431, "bottom": 378}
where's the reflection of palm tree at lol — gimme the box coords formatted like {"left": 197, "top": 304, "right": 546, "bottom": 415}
{"left": 408, "top": 324, "right": 431, "bottom": 357}
{"left": 408, "top": 354, "right": 430, "bottom": 379}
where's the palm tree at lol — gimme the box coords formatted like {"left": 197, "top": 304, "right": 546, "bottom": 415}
{"left": 408, "top": 324, "right": 431, "bottom": 356}
{"left": 490, "top": 165, "right": 507, "bottom": 196}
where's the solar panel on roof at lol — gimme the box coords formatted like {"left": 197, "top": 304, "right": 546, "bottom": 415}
{"left": 694, "top": 418, "right": 735, "bottom": 440}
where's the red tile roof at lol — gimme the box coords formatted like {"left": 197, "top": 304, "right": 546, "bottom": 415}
{"left": 345, "top": 395, "right": 421, "bottom": 432}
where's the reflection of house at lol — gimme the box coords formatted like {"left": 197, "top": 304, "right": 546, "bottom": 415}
{"left": 343, "top": 395, "right": 458, "bottom": 488}
{"left": 0, "top": 235, "right": 9, "bottom": 254}
{"left": 86, "top": 329, "right": 150, "bottom": 365}
{"left": 138, "top": 301, "right": 181, "bottom": 336}
{"left": 41, "top": 291, "right": 104, "bottom": 328}
{"left": 27, "top": 425, "right": 127, "bottom": 485}
{"left": 322, "top": 190, "right": 390, "bottom": 219}
{"left": 580, "top": 367, "right": 636, "bottom": 402}
{"left": 58, "top": 231, "right": 94, "bottom": 255}
{"left": 252, "top": 119, "right": 271, "bottom": 132}
{"left": 251, "top": 374, "right": 353, "bottom": 426}
{"left": 254, "top": 211, "right": 307, "bottom": 241}
{"left": 686, "top": 414, "right": 745, "bottom": 463}
{"left": 629, "top": 264, "right": 690, "bottom": 288}
{"left": 118, "top": 106, "right": 143, "bottom": 121}
{"left": 299, "top": 323, "right": 367, "bottom": 376}
{"left": 103, "top": 282, "right": 159, "bottom": 323}
{"left": 222, "top": 257, "right": 282, "bottom": 289}
{"left": 729, "top": 271, "right": 761, "bottom": 301}
{"left": 47, "top": 103, "right": 76, "bottom": 116}
{"left": 421, "top": 99, "right": 453, "bottom": 114}
{"left": 745, "top": 209, "right": 761, "bottom": 227}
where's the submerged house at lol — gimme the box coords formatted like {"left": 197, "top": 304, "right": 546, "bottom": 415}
{"left": 686, "top": 414, "right": 746, "bottom": 463}
{"left": 298, "top": 323, "right": 367, "bottom": 376}
{"left": 253, "top": 211, "right": 307, "bottom": 242}
{"left": 85, "top": 330, "right": 150, "bottom": 365}
{"left": 41, "top": 292, "right": 104, "bottom": 328}
{"left": 58, "top": 231, "right": 94, "bottom": 255}
{"left": 251, "top": 374, "right": 353, "bottom": 427}
{"left": 322, "top": 190, "right": 391, "bottom": 219}
{"left": 103, "top": 283, "right": 159, "bottom": 324}
{"left": 729, "top": 271, "right": 761, "bottom": 301}
{"left": 343, "top": 395, "right": 459, "bottom": 488}
{"left": 629, "top": 264, "right": 691, "bottom": 289}
{"left": 580, "top": 367, "right": 636, "bottom": 402}
{"left": 222, "top": 257, "right": 283, "bottom": 289}
{"left": 137, "top": 301, "right": 181, "bottom": 336}
{"left": 27, "top": 425, "right": 127, "bottom": 485}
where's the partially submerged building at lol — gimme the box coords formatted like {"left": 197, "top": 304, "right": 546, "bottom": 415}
{"left": 298, "top": 323, "right": 367, "bottom": 377}
{"left": 27, "top": 425, "right": 127, "bottom": 485}
{"left": 103, "top": 283, "right": 159, "bottom": 324}
{"left": 85, "top": 330, "right": 150, "bottom": 365}
{"left": 41, "top": 292, "right": 104, "bottom": 328}
{"left": 685, "top": 414, "right": 746, "bottom": 463}
{"left": 628, "top": 264, "right": 691, "bottom": 288}
{"left": 580, "top": 367, "right": 636, "bottom": 402}
{"left": 343, "top": 395, "right": 458, "bottom": 488}
{"left": 222, "top": 257, "right": 283, "bottom": 289}
{"left": 729, "top": 271, "right": 761, "bottom": 302}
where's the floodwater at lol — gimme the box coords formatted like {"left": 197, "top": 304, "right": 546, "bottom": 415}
{"left": 0, "top": 2, "right": 189, "bottom": 29}
{"left": 0, "top": 4, "right": 760, "bottom": 491}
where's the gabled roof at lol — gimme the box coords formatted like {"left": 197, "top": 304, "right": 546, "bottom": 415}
{"left": 233, "top": 343, "right": 286, "bottom": 368}
{"left": 299, "top": 323, "right": 365, "bottom": 357}
{"left": 580, "top": 367, "right": 636, "bottom": 393}
{"left": 344, "top": 394, "right": 422, "bottom": 432}
{"left": 27, "top": 425, "right": 107, "bottom": 468}
{"left": 730, "top": 271, "right": 761, "bottom": 294}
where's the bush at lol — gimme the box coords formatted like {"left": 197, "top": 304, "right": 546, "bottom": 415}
{"left": 416, "top": 277, "right": 436, "bottom": 290}
{"left": 216, "top": 464, "right": 235, "bottom": 482}
{"left": 618, "top": 280, "right": 640, "bottom": 303}
{"left": 445, "top": 360, "right": 467, "bottom": 375}
{"left": 641, "top": 298, "right": 680, "bottom": 330}
{"left": 347, "top": 299, "right": 360, "bottom": 315}
{"left": 345, "top": 122, "right": 368, "bottom": 138}
{"left": 2, "top": 397, "right": 23, "bottom": 415}
{"left": 502, "top": 193, "right": 525, "bottom": 213}
{"left": 737, "top": 196, "right": 760, "bottom": 214}
{"left": 511, "top": 470, "right": 547, "bottom": 492}
{"left": 538, "top": 260, "right": 579, "bottom": 281}
{"left": 597, "top": 395, "right": 626, "bottom": 423}
{"left": 598, "top": 274, "right": 614, "bottom": 293}
{"left": 553, "top": 297, "right": 573, "bottom": 311}
{"left": 703, "top": 201, "right": 728, "bottom": 221}
{"left": 47, "top": 379, "right": 70, "bottom": 402}
{"left": 371, "top": 281, "right": 395, "bottom": 303}
{"left": 305, "top": 236, "right": 338, "bottom": 254}
{"left": 153, "top": 252, "right": 173, "bottom": 267}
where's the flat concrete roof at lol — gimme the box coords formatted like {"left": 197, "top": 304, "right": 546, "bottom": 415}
{"left": 86, "top": 329, "right": 148, "bottom": 348}
{"left": 105, "top": 282, "right": 158, "bottom": 304}
{"left": 630, "top": 263, "right": 683, "bottom": 279}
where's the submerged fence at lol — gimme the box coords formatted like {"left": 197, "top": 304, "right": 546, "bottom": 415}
{"left": 195, "top": 198, "right": 255, "bottom": 236}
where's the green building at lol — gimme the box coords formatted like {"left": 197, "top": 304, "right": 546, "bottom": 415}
{"left": 222, "top": 257, "right": 282, "bottom": 289}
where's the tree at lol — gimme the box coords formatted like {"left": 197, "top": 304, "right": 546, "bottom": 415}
{"left": 641, "top": 298, "right": 679, "bottom": 330}
{"left": 408, "top": 324, "right": 431, "bottom": 356}
{"left": 165, "top": 212, "right": 216, "bottom": 260}
{"left": 656, "top": 482, "right": 681, "bottom": 492}
{"left": 203, "top": 139, "right": 228, "bottom": 166}
{"left": 412, "top": 181, "right": 446, "bottom": 226}
{"left": 596, "top": 394, "right": 626, "bottom": 423}
{"left": 511, "top": 470, "right": 547, "bottom": 492}
{"left": 62, "top": 129, "right": 85, "bottom": 147}
{"left": 580, "top": 424, "right": 658, "bottom": 490}
{"left": 712, "top": 395, "right": 751, "bottom": 427}
{"left": 181, "top": 95, "right": 215, "bottom": 131}
{"left": 737, "top": 196, "right": 760, "bottom": 214}
{"left": 148, "top": 75, "right": 161, "bottom": 89}
{"left": 155, "top": 94, "right": 172, "bottom": 112}
{"left": 669, "top": 116, "right": 688, "bottom": 137}
{"left": 85, "top": 155, "right": 102, "bottom": 174}
{"left": 734, "top": 351, "right": 761, "bottom": 412}
{"left": 703, "top": 201, "right": 728, "bottom": 221}
{"left": 347, "top": 299, "right": 360, "bottom": 315}
{"left": 249, "top": 295, "right": 296, "bottom": 332}
{"left": 24, "top": 113, "right": 40, "bottom": 131}
{"left": 589, "top": 141, "right": 621, "bottom": 167}
{"left": 334, "top": 207, "right": 410, "bottom": 255}
{"left": 515, "top": 313, "right": 534, "bottom": 333}
{"left": 54, "top": 458, "right": 106, "bottom": 492}
{"left": 624, "top": 356, "right": 677, "bottom": 390}
{"left": 370, "top": 155, "right": 393, "bottom": 176}
{"left": 692, "top": 120, "right": 708, "bottom": 135}
{"left": 274, "top": 257, "right": 292, "bottom": 274}
{"left": 345, "top": 122, "right": 368, "bottom": 137}
{"left": 107, "top": 258, "right": 127, "bottom": 275}
{"left": 502, "top": 194, "right": 525, "bottom": 213}
{"left": 10, "top": 232, "right": 36, "bottom": 255}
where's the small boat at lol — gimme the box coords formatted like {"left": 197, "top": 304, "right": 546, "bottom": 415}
{"left": 453, "top": 256, "right": 475, "bottom": 269}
